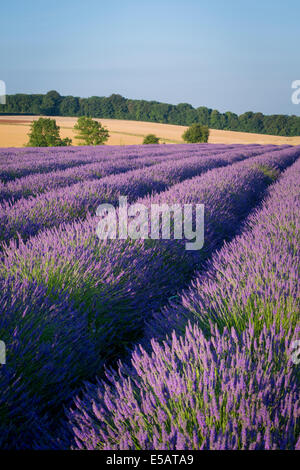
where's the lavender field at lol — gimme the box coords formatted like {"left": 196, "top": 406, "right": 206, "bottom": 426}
{"left": 0, "top": 143, "right": 299, "bottom": 450}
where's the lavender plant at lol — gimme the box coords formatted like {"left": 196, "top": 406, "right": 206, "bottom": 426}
{"left": 0, "top": 143, "right": 298, "bottom": 449}
{"left": 0, "top": 143, "right": 240, "bottom": 182}
{"left": 147, "top": 157, "right": 300, "bottom": 341}
{"left": 67, "top": 321, "right": 300, "bottom": 450}
{"left": 0, "top": 144, "right": 241, "bottom": 203}
{"left": 0, "top": 146, "right": 269, "bottom": 244}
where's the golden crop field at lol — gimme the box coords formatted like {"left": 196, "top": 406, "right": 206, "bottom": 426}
{"left": 1, "top": 115, "right": 300, "bottom": 147}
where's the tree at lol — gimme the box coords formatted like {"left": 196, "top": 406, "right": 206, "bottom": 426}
{"left": 74, "top": 116, "right": 109, "bottom": 145}
{"left": 182, "top": 124, "right": 209, "bottom": 143}
{"left": 224, "top": 111, "right": 239, "bottom": 130}
{"left": 143, "top": 134, "right": 160, "bottom": 144}
{"left": 175, "top": 103, "right": 196, "bottom": 125}
{"left": 26, "top": 118, "right": 72, "bottom": 147}
{"left": 210, "top": 109, "right": 223, "bottom": 129}
{"left": 59, "top": 96, "right": 80, "bottom": 116}
{"left": 196, "top": 106, "right": 211, "bottom": 126}
{"left": 41, "top": 90, "right": 62, "bottom": 115}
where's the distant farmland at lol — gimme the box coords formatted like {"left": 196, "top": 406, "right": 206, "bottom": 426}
{"left": 1, "top": 115, "right": 300, "bottom": 147}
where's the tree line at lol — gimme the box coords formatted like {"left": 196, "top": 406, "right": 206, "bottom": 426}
{"left": 1, "top": 90, "right": 299, "bottom": 137}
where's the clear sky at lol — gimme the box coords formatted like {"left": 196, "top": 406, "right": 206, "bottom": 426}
{"left": 1, "top": 0, "right": 299, "bottom": 115}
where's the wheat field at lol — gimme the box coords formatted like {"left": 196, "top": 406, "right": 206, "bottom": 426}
{"left": 1, "top": 115, "right": 300, "bottom": 147}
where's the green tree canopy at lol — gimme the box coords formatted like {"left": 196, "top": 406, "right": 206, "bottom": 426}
{"left": 59, "top": 96, "right": 80, "bottom": 116}
{"left": 182, "top": 124, "right": 209, "bottom": 143}
{"left": 41, "top": 90, "right": 62, "bottom": 115}
{"left": 74, "top": 116, "right": 109, "bottom": 145}
{"left": 2, "top": 91, "right": 300, "bottom": 137}
{"left": 143, "top": 134, "right": 160, "bottom": 144}
{"left": 26, "top": 118, "right": 72, "bottom": 147}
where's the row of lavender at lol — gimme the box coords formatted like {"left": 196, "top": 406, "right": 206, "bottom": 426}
{"left": 0, "top": 143, "right": 247, "bottom": 167}
{"left": 66, "top": 156, "right": 300, "bottom": 450}
{"left": 0, "top": 145, "right": 274, "bottom": 244}
{"left": 0, "top": 146, "right": 299, "bottom": 448}
{"left": 0, "top": 143, "right": 242, "bottom": 181}
{"left": 0, "top": 152, "right": 195, "bottom": 204}
{"left": 0, "top": 144, "right": 264, "bottom": 204}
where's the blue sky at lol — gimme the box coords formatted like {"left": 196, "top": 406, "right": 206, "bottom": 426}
{"left": 1, "top": 0, "right": 299, "bottom": 115}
